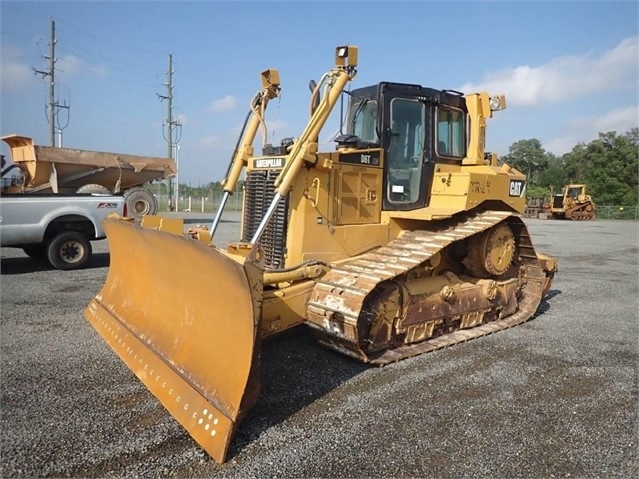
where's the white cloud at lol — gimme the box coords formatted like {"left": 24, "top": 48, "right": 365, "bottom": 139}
{"left": 197, "top": 133, "right": 225, "bottom": 150}
{"left": 1, "top": 61, "right": 36, "bottom": 92}
{"left": 0, "top": 46, "right": 38, "bottom": 92}
{"left": 459, "top": 36, "right": 638, "bottom": 106}
{"left": 570, "top": 105, "right": 638, "bottom": 132}
{"left": 206, "top": 95, "right": 236, "bottom": 113}
{"left": 545, "top": 105, "right": 639, "bottom": 154}
{"left": 56, "top": 54, "right": 108, "bottom": 78}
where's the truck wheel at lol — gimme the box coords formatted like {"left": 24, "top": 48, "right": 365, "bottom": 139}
{"left": 47, "top": 231, "right": 92, "bottom": 270}
{"left": 76, "top": 184, "right": 111, "bottom": 195}
{"left": 22, "top": 244, "right": 47, "bottom": 260}
{"left": 123, "top": 187, "right": 158, "bottom": 220}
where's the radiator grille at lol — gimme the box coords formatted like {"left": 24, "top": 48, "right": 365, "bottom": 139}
{"left": 552, "top": 195, "right": 563, "bottom": 209}
{"left": 242, "top": 170, "right": 289, "bottom": 269}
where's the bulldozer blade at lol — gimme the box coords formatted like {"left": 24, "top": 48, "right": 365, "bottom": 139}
{"left": 85, "top": 218, "right": 263, "bottom": 463}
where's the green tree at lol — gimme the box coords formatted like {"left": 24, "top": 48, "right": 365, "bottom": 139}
{"left": 561, "top": 129, "right": 638, "bottom": 205}
{"left": 537, "top": 153, "right": 567, "bottom": 191}
{"left": 505, "top": 129, "right": 638, "bottom": 208}
{"left": 500, "top": 139, "right": 549, "bottom": 187}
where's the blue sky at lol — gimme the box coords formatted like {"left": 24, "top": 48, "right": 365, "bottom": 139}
{"left": 2, "top": 0, "right": 638, "bottom": 185}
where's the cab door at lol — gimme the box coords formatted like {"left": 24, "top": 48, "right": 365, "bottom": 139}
{"left": 381, "top": 90, "right": 434, "bottom": 211}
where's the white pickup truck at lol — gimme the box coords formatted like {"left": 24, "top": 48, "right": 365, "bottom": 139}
{"left": 0, "top": 193, "right": 126, "bottom": 269}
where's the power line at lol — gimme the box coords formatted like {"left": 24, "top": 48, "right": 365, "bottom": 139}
{"left": 54, "top": 53, "right": 163, "bottom": 88}
{"left": 54, "top": 18, "right": 166, "bottom": 56}
{"left": 57, "top": 38, "right": 161, "bottom": 75}
{"left": 51, "top": 29, "right": 165, "bottom": 87}
{"left": 3, "top": 3, "right": 167, "bottom": 57}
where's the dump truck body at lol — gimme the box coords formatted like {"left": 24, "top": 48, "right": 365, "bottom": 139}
{"left": 85, "top": 46, "right": 557, "bottom": 463}
{"left": 1, "top": 135, "right": 176, "bottom": 219}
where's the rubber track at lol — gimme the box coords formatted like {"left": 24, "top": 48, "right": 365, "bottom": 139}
{"left": 307, "top": 210, "right": 545, "bottom": 365}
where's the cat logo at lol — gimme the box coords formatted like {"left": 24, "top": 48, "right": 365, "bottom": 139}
{"left": 509, "top": 180, "right": 526, "bottom": 197}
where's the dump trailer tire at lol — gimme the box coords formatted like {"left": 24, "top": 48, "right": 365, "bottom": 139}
{"left": 46, "top": 231, "right": 92, "bottom": 270}
{"left": 76, "top": 184, "right": 111, "bottom": 195}
{"left": 123, "top": 187, "right": 158, "bottom": 220}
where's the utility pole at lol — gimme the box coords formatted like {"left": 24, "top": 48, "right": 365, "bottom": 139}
{"left": 157, "top": 53, "right": 181, "bottom": 211}
{"left": 175, "top": 145, "right": 180, "bottom": 212}
{"left": 33, "top": 18, "right": 70, "bottom": 147}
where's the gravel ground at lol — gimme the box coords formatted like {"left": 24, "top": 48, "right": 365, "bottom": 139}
{"left": 1, "top": 214, "right": 637, "bottom": 478}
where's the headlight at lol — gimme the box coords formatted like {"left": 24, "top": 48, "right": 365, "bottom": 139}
{"left": 337, "top": 46, "right": 348, "bottom": 58}
{"left": 489, "top": 95, "right": 506, "bottom": 111}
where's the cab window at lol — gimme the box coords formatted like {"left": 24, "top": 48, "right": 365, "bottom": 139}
{"left": 349, "top": 99, "right": 378, "bottom": 143}
{"left": 436, "top": 107, "right": 465, "bottom": 157}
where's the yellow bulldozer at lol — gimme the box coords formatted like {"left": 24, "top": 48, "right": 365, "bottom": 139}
{"left": 85, "top": 46, "right": 557, "bottom": 463}
{"left": 549, "top": 183, "right": 596, "bottom": 220}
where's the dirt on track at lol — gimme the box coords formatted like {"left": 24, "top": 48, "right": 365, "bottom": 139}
{"left": 1, "top": 214, "right": 637, "bottom": 478}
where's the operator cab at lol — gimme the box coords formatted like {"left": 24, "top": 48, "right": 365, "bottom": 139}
{"left": 338, "top": 82, "right": 468, "bottom": 211}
